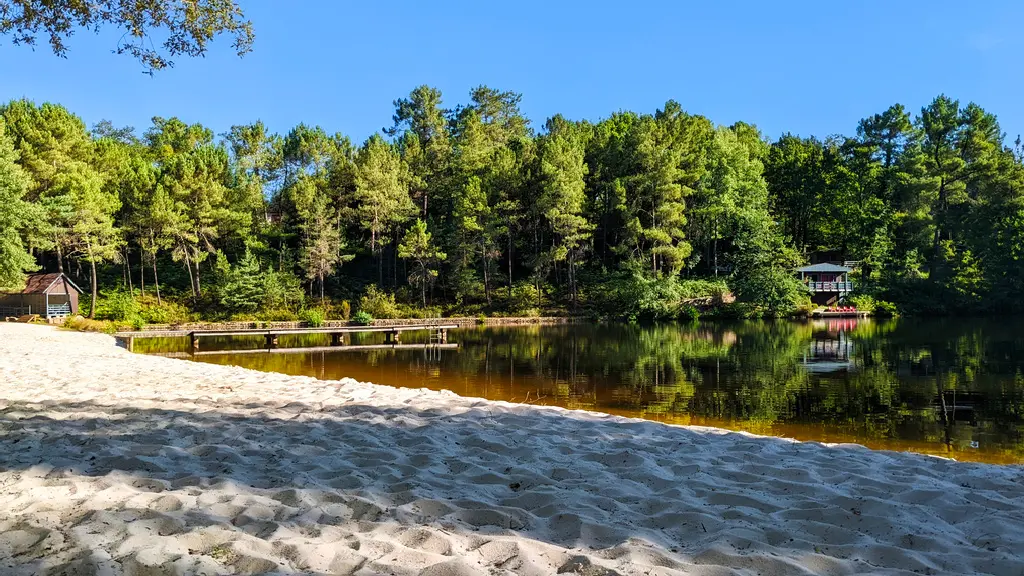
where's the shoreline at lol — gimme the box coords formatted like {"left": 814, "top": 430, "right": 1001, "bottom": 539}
{"left": 2, "top": 324, "right": 1023, "bottom": 575}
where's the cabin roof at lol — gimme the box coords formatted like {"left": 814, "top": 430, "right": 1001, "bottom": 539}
{"left": 796, "top": 263, "right": 853, "bottom": 273}
{"left": 4, "top": 273, "right": 83, "bottom": 295}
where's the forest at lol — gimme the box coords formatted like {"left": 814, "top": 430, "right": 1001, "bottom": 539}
{"left": 1, "top": 87, "right": 1022, "bottom": 325}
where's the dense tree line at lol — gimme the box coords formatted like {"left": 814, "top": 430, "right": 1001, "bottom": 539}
{"left": 0, "top": 89, "right": 1021, "bottom": 321}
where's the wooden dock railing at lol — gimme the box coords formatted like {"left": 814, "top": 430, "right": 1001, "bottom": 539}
{"left": 115, "top": 324, "right": 459, "bottom": 353}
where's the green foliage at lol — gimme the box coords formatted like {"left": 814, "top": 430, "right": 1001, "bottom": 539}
{"left": 218, "top": 250, "right": 264, "bottom": 313}
{"left": 1, "top": 89, "right": 1022, "bottom": 321}
{"left": 62, "top": 315, "right": 116, "bottom": 333}
{"left": 138, "top": 299, "right": 194, "bottom": 324}
{"left": 591, "top": 269, "right": 728, "bottom": 321}
{"left": 298, "top": 308, "right": 326, "bottom": 328}
{"left": 351, "top": 310, "right": 373, "bottom": 325}
{"left": 508, "top": 281, "right": 541, "bottom": 313}
{"left": 358, "top": 285, "right": 400, "bottom": 319}
{"left": 339, "top": 300, "right": 351, "bottom": 320}
{"left": 0, "top": 117, "right": 38, "bottom": 288}
{"left": 217, "top": 251, "right": 305, "bottom": 315}
{"left": 0, "top": 0, "right": 254, "bottom": 72}
{"left": 95, "top": 290, "right": 142, "bottom": 322}
{"left": 399, "top": 219, "right": 446, "bottom": 307}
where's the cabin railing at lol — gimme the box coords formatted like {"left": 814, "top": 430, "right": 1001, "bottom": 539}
{"left": 807, "top": 281, "right": 854, "bottom": 292}
{"left": 46, "top": 303, "right": 72, "bottom": 317}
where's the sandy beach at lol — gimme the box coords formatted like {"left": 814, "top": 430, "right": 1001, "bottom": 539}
{"left": 1, "top": 324, "right": 1022, "bottom": 575}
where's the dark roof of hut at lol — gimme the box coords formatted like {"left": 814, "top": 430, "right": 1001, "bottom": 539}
{"left": 7, "top": 273, "right": 83, "bottom": 294}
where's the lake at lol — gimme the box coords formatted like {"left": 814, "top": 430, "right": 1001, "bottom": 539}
{"left": 137, "top": 318, "right": 1024, "bottom": 464}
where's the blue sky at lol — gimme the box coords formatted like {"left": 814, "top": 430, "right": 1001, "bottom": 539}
{"left": 2, "top": 0, "right": 1022, "bottom": 144}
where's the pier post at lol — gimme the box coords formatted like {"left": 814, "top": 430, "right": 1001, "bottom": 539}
{"left": 331, "top": 333, "right": 345, "bottom": 346}
{"left": 265, "top": 334, "right": 279, "bottom": 349}
{"left": 191, "top": 334, "right": 199, "bottom": 353}
{"left": 440, "top": 328, "right": 448, "bottom": 344}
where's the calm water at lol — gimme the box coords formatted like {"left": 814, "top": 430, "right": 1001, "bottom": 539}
{"left": 138, "top": 318, "right": 1024, "bottom": 464}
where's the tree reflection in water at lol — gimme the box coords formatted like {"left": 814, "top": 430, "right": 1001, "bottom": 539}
{"left": 139, "top": 318, "right": 1024, "bottom": 464}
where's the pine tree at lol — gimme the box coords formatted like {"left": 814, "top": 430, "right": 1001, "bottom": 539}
{"left": 399, "top": 219, "right": 446, "bottom": 307}
{"left": 0, "top": 118, "right": 38, "bottom": 288}
{"left": 354, "top": 135, "right": 415, "bottom": 285}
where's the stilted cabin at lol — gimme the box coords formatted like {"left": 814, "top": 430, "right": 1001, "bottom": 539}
{"left": 797, "top": 263, "right": 854, "bottom": 306}
{"left": 0, "top": 273, "right": 82, "bottom": 319}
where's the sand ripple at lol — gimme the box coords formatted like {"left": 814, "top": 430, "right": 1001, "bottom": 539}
{"left": 1, "top": 324, "right": 1023, "bottom": 575}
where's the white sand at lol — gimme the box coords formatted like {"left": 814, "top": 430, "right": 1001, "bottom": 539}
{"left": 0, "top": 324, "right": 1022, "bottom": 576}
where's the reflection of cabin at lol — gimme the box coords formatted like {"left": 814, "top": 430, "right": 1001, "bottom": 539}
{"left": 797, "top": 263, "right": 854, "bottom": 306}
{"left": 0, "top": 273, "right": 82, "bottom": 319}
{"left": 802, "top": 337, "right": 854, "bottom": 373}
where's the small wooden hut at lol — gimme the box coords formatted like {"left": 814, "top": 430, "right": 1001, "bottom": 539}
{"left": 797, "top": 263, "right": 854, "bottom": 306}
{"left": 0, "top": 273, "right": 82, "bottom": 319}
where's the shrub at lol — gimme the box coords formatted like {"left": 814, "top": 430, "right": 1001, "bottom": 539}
{"left": 847, "top": 294, "right": 898, "bottom": 316}
{"left": 508, "top": 281, "right": 541, "bottom": 311}
{"left": 396, "top": 304, "right": 443, "bottom": 319}
{"left": 589, "top": 270, "right": 728, "bottom": 321}
{"left": 298, "top": 308, "right": 326, "bottom": 328}
{"left": 339, "top": 300, "right": 351, "bottom": 320}
{"left": 63, "top": 316, "right": 116, "bottom": 334}
{"left": 352, "top": 310, "right": 373, "bottom": 325}
{"left": 846, "top": 294, "right": 877, "bottom": 313}
{"left": 262, "top": 308, "right": 299, "bottom": 321}
{"left": 358, "top": 285, "right": 401, "bottom": 319}
{"left": 96, "top": 290, "right": 142, "bottom": 322}
{"left": 875, "top": 300, "right": 899, "bottom": 317}
{"left": 139, "top": 300, "right": 194, "bottom": 325}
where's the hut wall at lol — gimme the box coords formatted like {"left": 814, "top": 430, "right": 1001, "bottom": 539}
{"left": 0, "top": 294, "right": 46, "bottom": 314}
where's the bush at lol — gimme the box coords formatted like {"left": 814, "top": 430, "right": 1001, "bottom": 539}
{"left": 508, "top": 281, "right": 541, "bottom": 311}
{"left": 352, "top": 310, "right": 373, "bottom": 325}
{"left": 396, "top": 304, "right": 443, "bottom": 319}
{"left": 590, "top": 270, "right": 728, "bottom": 322}
{"left": 847, "top": 294, "right": 899, "bottom": 316}
{"left": 875, "top": 300, "right": 899, "bottom": 317}
{"left": 96, "top": 290, "right": 142, "bottom": 322}
{"left": 63, "top": 316, "right": 116, "bottom": 334}
{"left": 339, "top": 300, "right": 351, "bottom": 320}
{"left": 846, "top": 294, "right": 877, "bottom": 313}
{"left": 139, "top": 300, "right": 194, "bottom": 325}
{"left": 298, "top": 308, "right": 326, "bottom": 328}
{"left": 358, "top": 285, "right": 401, "bottom": 319}
{"left": 262, "top": 308, "right": 299, "bottom": 321}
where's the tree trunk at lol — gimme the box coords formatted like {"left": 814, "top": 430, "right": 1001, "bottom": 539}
{"left": 713, "top": 228, "right": 719, "bottom": 277}
{"left": 139, "top": 247, "right": 146, "bottom": 299}
{"left": 482, "top": 238, "right": 491, "bottom": 305}
{"left": 183, "top": 252, "right": 197, "bottom": 300}
{"left": 55, "top": 238, "right": 64, "bottom": 274}
{"left": 421, "top": 264, "right": 427, "bottom": 308}
{"left": 125, "top": 248, "right": 134, "bottom": 295}
{"left": 152, "top": 255, "right": 161, "bottom": 306}
{"left": 87, "top": 243, "right": 98, "bottom": 319}
{"left": 507, "top": 232, "right": 513, "bottom": 301}
{"left": 194, "top": 259, "right": 202, "bottom": 297}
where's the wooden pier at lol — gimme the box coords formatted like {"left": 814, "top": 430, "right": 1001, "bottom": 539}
{"left": 115, "top": 324, "right": 457, "bottom": 353}
{"left": 150, "top": 343, "right": 459, "bottom": 358}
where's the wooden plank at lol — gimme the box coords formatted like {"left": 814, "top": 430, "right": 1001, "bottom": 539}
{"left": 147, "top": 343, "right": 460, "bottom": 357}
{"left": 114, "top": 324, "right": 461, "bottom": 339}
{"left": 191, "top": 325, "right": 459, "bottom": 337}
